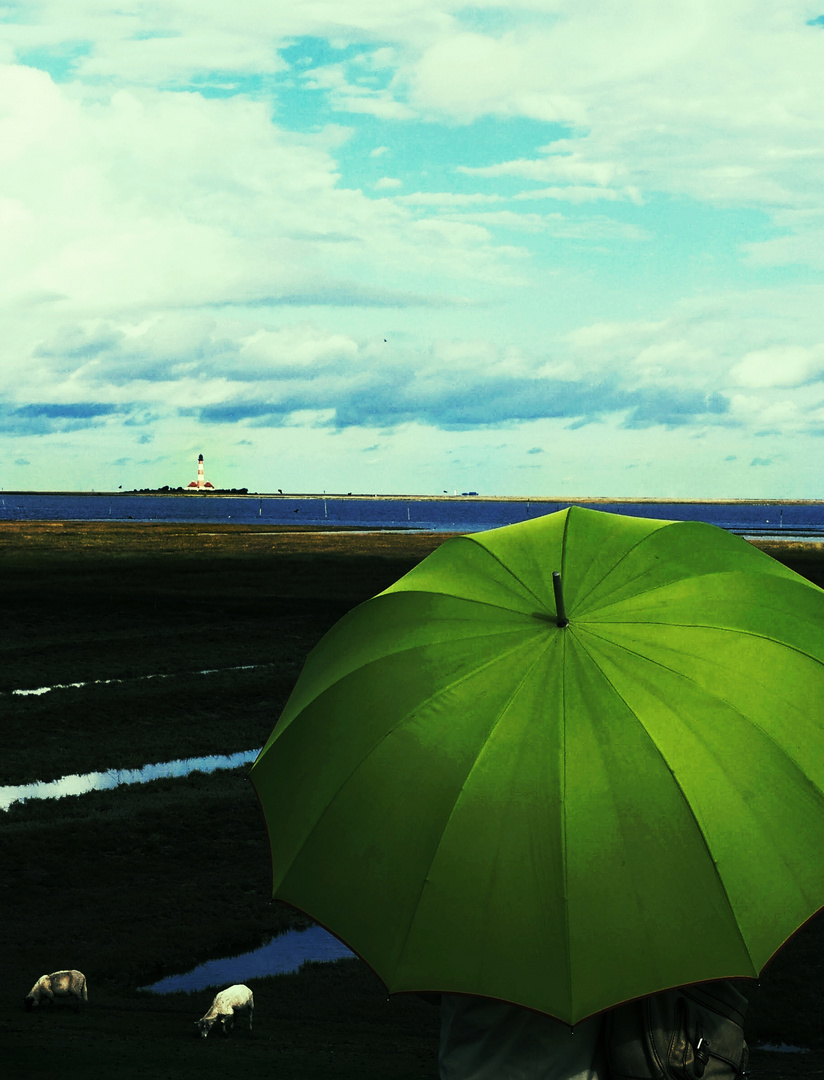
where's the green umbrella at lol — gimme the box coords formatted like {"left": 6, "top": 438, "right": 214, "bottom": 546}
{"left": 250, "top": 506, "right": 824, "bottom": 1023}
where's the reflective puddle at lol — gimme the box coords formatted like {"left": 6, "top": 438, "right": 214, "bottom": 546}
{"left": 140, "top": 925, "right": 355, "bottom": 993}
{"left": 9, "top": 663, "right": 267, "bottom": 697}
{"left": 757, "top": 1043, "right": 809, "bottom": 1054}
{"left": 0, "top": 749, "right": 260, "bottom": 811}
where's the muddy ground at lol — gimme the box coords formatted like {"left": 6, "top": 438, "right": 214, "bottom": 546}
{"left": 1, "top": 522, "right": 823, "bottom": 1079}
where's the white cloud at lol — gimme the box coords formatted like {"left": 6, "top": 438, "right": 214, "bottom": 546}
{"left": 743, "top": 211, "right": 824, "bottom": 268}
{"left": 17, "top": 284, "right": 824, "bottom": 440}
{"left": 0, "top": 66, "right": 532, "bottom": 328}
{"left": 396, "top": 191, "right": 503, "bottom": 206}
{"left": 513, "top": 186, "right": 637, "bottom": 204}
{"left": 407, "top": 28, "right": 587, "bottom": 124}
{"left": 731, "top": 345, "right": 824, "bottom": 388}
{"left": 394, "top": 5, "right": 824, "bottom": 217}
{"left": 9, "top": 3, "right": 824, "bottom": 217}
{"left": 459, "top": 151, "right": 623, "bottom": 187}
{"left": 302, "top": 61, "right": 416, "bottom": 120}
{"left": 431, "top": 208, "right": 648, "bottom": 241}
{"left": 239, "top": 325, "right": 361, "bottom": 374}
{"left": 77, "top": 29, "right": 281, "bottom": 86}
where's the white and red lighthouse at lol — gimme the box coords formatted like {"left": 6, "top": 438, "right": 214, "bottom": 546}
{"left": 188, "top": 453, "right": 214, "bottom": 491}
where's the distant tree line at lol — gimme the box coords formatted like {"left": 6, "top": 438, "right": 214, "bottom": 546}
{"left": 127, "top": 486, "right": 250, "bottom": 495}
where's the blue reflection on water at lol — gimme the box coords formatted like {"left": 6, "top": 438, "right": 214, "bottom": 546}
{"left": 757, "top": 1043, "right": 809, "bottom": 1053}
{"left": 0, "top": 749, "right": 260, "bottom": 811}
{"left": 141, "top": 925, "right": 356, "bottom": 993}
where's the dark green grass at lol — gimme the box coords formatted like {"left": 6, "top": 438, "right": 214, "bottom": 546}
{"left": 0, "top": 769, "right": 282, "bottom": 988}
{"left": 0, "top": 768, "right": 440, "bottom": 1080}
{"left": 2, "top": 959, "right": 441, "bottom": 1080}
{"left": 1, "top": 522, "right": 447, "bottom": 783}
{"left": 0, "top": 521, "right": 447, "bottom": 691}
{"left": 3, "top": 667, "right": 285, "bottom": 785}
{"left": 1, "top": 523, "right": 450, "bottom": 1078}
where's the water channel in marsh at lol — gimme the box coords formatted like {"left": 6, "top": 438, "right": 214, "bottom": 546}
{"left": 140, "top": 924, "right": 356, "bottom": 993}
{"left": 0, "top": 748, "right": 261, "bottom": 810}
{"left": 1, "top": 749, "right": 361, "bottom": 983}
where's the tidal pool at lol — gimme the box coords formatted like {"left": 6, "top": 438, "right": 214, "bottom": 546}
{"left": 140, "top": 925, "right": 356, "bottom": 993}
{"left": 0, "top": 749, "right": 261, "bottom": 811}
{"left": 10, "top": 663, "right": 266, "bottom": 697}
{"left": 757, "top": 1043, "right": 809, "bottom": 1053}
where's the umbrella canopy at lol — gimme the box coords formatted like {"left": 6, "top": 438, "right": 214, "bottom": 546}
{"left": 250, "top": 507, "right": 824, "bottom": 1023}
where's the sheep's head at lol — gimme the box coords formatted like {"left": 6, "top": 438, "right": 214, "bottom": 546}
{"left": 196, "top": 1018, "right": 214, "bottom": 1039}
{"left": 24, "top": 996, "right": 37, "bottom": 1012}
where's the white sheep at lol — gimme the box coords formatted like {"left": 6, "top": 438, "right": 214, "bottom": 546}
{"left": 24, "top": 969, "right": 88, "bottom": 1012}
{"left": 195, "top": 984, "right": 254, "bottom": 1038}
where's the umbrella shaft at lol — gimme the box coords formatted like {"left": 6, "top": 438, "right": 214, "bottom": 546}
{"left": 552, "top": 572, "right": 569, "bottom": 627}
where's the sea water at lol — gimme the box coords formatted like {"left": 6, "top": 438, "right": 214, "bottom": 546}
{"left": 2, "top": 492, "right": 823, "bottom": 536}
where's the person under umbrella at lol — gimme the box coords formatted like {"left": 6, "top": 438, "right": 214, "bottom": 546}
{"left": 251, "top": 507, "right": 824, "bottom": 1073}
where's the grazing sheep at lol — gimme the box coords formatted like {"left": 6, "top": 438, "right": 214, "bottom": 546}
{"left": 24, "top": 970, "right": 88, "bottom": 1012}
{"left": 195, "top": 984, "right": 254, "bottom": 1038}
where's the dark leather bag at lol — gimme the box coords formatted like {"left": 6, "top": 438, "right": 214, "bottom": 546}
{"left": 605, "top": 981, "right": 749, "bottom": 1080}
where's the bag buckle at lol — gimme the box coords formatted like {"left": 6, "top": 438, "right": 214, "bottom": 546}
{"left": 694, "top": 1036, "right": 710, "bottom": 1079}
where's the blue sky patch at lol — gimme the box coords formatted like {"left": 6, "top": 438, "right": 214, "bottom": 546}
{"left": 17, "top": 42, "right": 92, "bottom": 80}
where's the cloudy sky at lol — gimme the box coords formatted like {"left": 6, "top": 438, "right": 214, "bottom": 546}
{"left": 2, "top": 1, "right": 824, "bottom": 497}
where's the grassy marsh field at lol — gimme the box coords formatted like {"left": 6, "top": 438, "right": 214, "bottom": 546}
{"left": 2, "top": 521, "right": 824, "bottom": 1080}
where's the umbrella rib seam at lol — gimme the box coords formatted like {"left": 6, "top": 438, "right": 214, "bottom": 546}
{"left": 392, "top": 635, "right": 563, "bottom": 979}
{"left": 583, "top": 620, "right": 824, "bottom": 668}
{"left": 276, "top": 636, "right": 554, "bottom": 943}
{"left": 565, "top": 514, "right": 680, "bottom": 614}
{"left": 462, "top": 536, "right": 554, "bottom": 612}
{"left": 560, "top": 624, "right": 572, "bottom": 1015}
{"left": 579, "top": 623, "right": 824, "bottom": 814}
{"left": 571, "top": 630, "right": 758, "bottom": 972}
{"left": 383, "top": 588, "right": 554, "bottom": 619}
{"left": 576, "top": 567, "right": 820, "bottom": 620}
{"left": 277, "top": 599, "right": 555, "bottom": 726}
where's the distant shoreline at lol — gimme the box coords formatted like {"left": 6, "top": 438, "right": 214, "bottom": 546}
{"left": 4, "top": 491, "right": 824, "bottom": 506}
